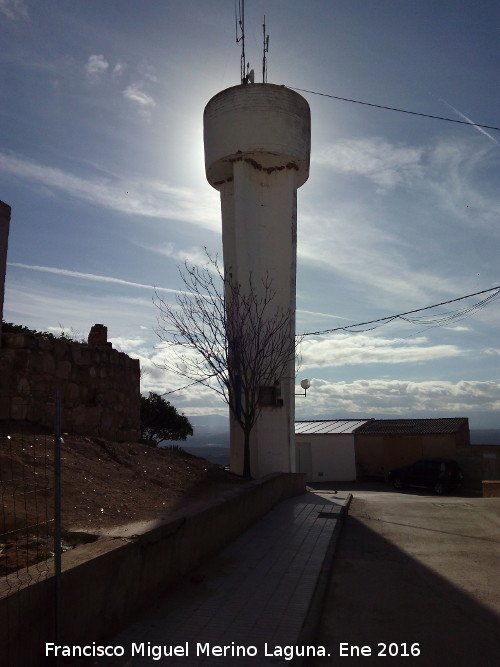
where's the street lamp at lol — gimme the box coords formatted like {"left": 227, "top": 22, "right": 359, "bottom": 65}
{"left": 295, "top": 378, "right": 311, "bottom": 397}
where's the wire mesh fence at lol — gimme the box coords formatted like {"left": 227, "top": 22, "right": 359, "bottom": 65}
{"left": 0, "top": 394, "right": 60, "bottom": 666}
{"left": 0, "top": 432, "right": 54, "bottom": 578}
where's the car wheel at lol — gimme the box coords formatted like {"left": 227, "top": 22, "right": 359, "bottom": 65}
{"left": 433, "top": 481, "right": 446, "bottom": 495}
{"left": 392, "top": 477, "right": 404, "bottom": 490}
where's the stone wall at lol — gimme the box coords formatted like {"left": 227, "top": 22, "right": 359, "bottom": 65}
{"left": 0, "top": 331, "right": 140, "bottom": 441}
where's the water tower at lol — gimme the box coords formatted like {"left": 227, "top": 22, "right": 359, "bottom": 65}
{"left": 204, "top": 82, "right": 310, "bottom": 476}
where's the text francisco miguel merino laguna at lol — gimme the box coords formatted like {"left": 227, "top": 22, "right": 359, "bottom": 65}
{"left": 46, "top": 641, "right": 329, "bottom": 661}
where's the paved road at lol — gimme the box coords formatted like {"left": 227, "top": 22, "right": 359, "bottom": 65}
{"left": 308, "top": 484, "right": 500, "bottom": 667}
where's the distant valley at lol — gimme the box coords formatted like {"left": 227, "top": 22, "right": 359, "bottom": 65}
{"left": 160, "top": 422, "right": 499, "bottom": 468}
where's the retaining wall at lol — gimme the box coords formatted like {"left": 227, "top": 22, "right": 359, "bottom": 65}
{"left": 0, "top": 472, "right": 306, "bottom": 666}
{"left": 0, "top": 332, "right": 140, "bottom": 441}
{"left": 457, "top": 445, "right": 500, "bottom": 490}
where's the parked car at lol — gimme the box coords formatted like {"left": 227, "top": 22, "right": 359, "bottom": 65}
{"left": 388, "top": 459, "right": 464, "bottom": 495}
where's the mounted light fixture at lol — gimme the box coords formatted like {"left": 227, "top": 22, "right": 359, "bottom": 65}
{"left": 295, "top": 378, "right": 311, "bottom": 397}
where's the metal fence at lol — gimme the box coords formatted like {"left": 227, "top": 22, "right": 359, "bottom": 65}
{"left": 0, "top": 392, "right": 61, "bottom": 666}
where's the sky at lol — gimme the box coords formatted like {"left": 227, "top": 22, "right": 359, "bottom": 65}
{"left": 1, "top": 0, "right": 499, "bottom": 430}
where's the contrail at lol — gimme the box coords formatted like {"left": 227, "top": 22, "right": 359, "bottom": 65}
{"left": 439, "top": 97, "right": 499, "bottom": 145}
{"left": 8, "top": 262, "right": 190, "bottom": 296}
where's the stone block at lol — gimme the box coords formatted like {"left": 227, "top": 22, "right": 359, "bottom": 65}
{"left": 42, "top": 353, "right": 56, "bottom": 375}
{"left": 72, "top": 404, "right": 86, "bottom": 427}
{"left": 37, "top": 336, "right": 53, "bottom": 352}
{"left": 73, "top": 346, "right": 91, "bottom": 365}
{"left": 33, "top": 376, "right": 55, "bottom": 397}
{"left": 0, "top": 357, "right": 13, "bottom": 392}
{"left": 27, "top": 402, "right": 44, "bottom": 424}
{"left": 56, "top": 360, "right": 72, "bottom": 380}
{"left": 4, "top": 333, "right": 36, "bottom": 349}
{"left": 53, "top": 339, "right": 69, "bottom": 358}
{"left": 65, "top": 382, "right": 80, "bottom": 403}
{"left": 13, "top": 349, "right": 31, "bottom": 372}
{"left": 27, "top": 351, "right": 43, "bottom": 374}
{"left": 0, "top": 399, "right": 10, "bottom": 420}
{"left": 17, "top": 377, "right": 30, "bottom": 394}
{"left": 85, "top": 406, "right": 101, "bottom": 428}
{"left": 11, "top": 396, "right": 28, "bottom": 420}
{"left": 101, "top": 413, "right": 114, "bottom": 432}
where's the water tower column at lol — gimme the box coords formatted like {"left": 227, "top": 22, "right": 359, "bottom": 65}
{"left": 204, "top": 83, "right": 310, "bottom": 477}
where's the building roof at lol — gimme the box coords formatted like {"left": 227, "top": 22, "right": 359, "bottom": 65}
{"left": 295, "top": 419, "right": 373, "bottom": 435}
{"left": 355, "top": 418, "right": 469, "bottom": 436}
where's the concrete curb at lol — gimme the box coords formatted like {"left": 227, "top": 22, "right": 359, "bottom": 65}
{"left": 297, "top": 493, "right": 353, "bottom": 661}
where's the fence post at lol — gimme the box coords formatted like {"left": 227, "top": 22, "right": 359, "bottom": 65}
{"left": 54, "top": 389, "right": 62, "bottom": 657}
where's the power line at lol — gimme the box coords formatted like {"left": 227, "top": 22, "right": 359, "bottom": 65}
{"left": 157, "top": 285, "right": 499, "bottom": 395}
{"left": 301, "top": 285, "right": 500, "bottom": 337}
{"left": 161, "top": 380, "right": 203, "bottom": 396}
{"left": 286, "top": 86, "right": 500, "bottom": 132}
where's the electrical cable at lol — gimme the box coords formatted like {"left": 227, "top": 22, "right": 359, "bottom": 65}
{"left": 158, "top": 285, "right": 499, "bottom": 394}
{"left": 301, "top": 285, "right": 500, "bottom": 337}
{"left": 161, "top": 380, "right": 205, "bottom": 396}
{"left": 286, "top": 86, "right": 500, "bottom": 132}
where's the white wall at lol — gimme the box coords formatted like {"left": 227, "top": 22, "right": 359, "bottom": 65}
{"left": 296, "top": 434, "right": 357, "bottom": 482}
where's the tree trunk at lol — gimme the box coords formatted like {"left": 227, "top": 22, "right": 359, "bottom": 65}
{"left": 242, "top": 426, "right": 252, "bottom": 479}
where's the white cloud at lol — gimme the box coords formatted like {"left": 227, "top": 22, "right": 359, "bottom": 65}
{"left": 313, "top": 137, "right": 424, "bottom": 189}
{"left": 123, "top": 83, "right": 156, "bottom": 108}
{"left": 85, "top": 54, "right": 109, "bottom": 81}
{"left": 113, "top": 61, "right": 127, "bottom": 76}
{"left": 109, "top": 336, "right": 148, "bottom": 353}
{"left": 0, "top": 0, "right": 27, "bottom": 20}
{"left": 299, "top": 334, "right": 463, "bottom": 368}
{"left": 0, "top": 151, "right": 220, "bottom": 230}
{"left": 295, "top": 378, "right": 500, "bottom": 418}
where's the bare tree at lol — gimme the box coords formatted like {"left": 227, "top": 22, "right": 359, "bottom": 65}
{"left": 154, "top": 252, "right": 300, "bottom": 478}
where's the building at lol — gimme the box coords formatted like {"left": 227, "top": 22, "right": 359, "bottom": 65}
{"left": 295, "top": 417, "right": 472, "bottom": 483}
{"left": 295, "top": 419, "right": 372, "bottom": 482}
{"left": 355, "top": 418, "right": 470, "bottom": 479}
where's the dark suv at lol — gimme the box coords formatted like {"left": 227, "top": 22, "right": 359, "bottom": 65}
{"left": 388, "top": 459, "right": 464, "bottom": 495}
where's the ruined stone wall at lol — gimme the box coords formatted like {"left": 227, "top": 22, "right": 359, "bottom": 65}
{"left": 0, "top": 332, "right": 140, "bottom": 441}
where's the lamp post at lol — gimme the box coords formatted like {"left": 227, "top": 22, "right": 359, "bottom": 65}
{"left": 296, "top": 378, "right": 311, "bottom": 397}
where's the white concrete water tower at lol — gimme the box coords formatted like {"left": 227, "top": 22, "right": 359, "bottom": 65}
{"left": 204, "top": 83, "right": 310, "bottom": 477}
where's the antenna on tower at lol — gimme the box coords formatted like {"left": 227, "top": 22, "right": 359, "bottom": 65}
{"left": 235, "top": 0, "right": 247, "bottom": 84}
{"left": 262, "top": 16, "right": 269, "bottom": 83}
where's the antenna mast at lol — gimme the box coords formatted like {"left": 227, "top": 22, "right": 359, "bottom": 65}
{"left": 262, "top": 16, "right": 269, "bottom": 83}
{"left": 236, "top": 0, "right": 247, "bottom": 84}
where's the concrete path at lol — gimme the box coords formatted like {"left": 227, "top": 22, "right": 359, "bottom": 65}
{"left": 73, "top": 489, "right": 350, "bottom": 666}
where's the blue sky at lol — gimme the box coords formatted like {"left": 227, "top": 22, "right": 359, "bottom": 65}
{"left": 1, "top": 0, "right": 499, "bottom": 429}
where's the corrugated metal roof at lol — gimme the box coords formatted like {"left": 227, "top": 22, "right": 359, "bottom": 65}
{"left": 356, "top": 418, "right": 469, "bottom": 436}
{"left": 295, "top": 419, "right": 373, "bottom": 435}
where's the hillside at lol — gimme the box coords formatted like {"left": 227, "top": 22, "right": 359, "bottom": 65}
{"left": 0, "top": 433, "right": 243, "bottom": 575}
